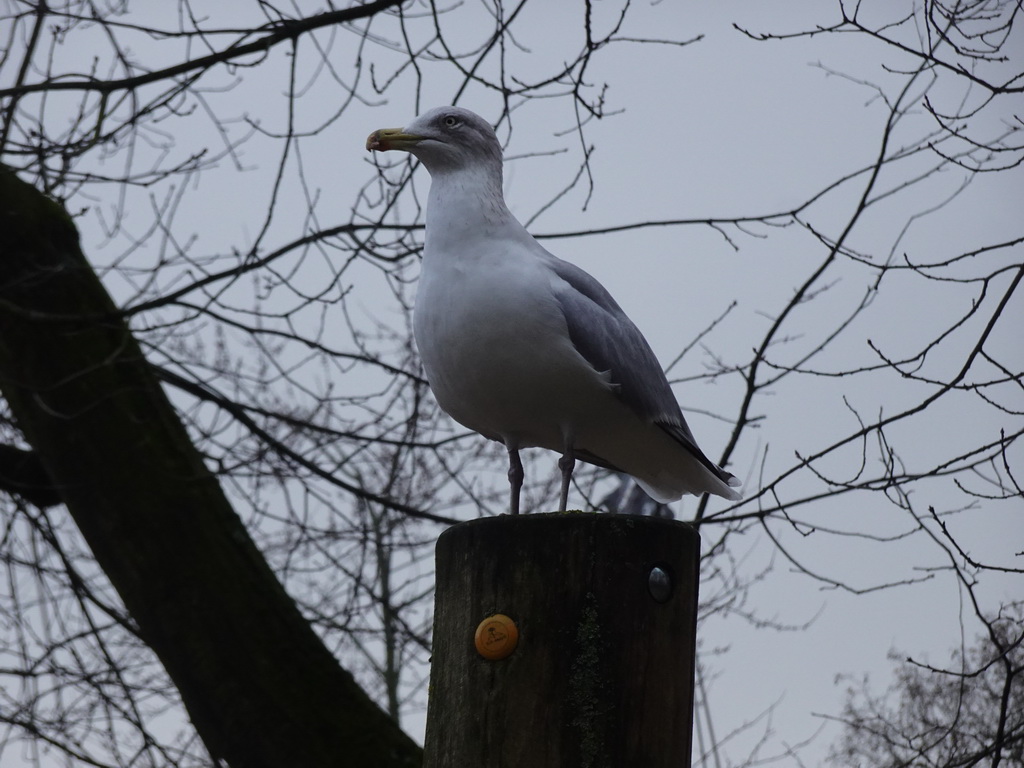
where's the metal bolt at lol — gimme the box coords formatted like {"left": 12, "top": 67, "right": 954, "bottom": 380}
{"left": 648, "top": 565, "right": 672, "bottom": 603}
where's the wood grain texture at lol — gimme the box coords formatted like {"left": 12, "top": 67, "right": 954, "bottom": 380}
{"left": 425, "top": 513, "right": 699, "bottom": 768}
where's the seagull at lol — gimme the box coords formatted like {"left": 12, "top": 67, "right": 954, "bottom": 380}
{"left": 367, "top": 106, "right": 741, "bottom": 514}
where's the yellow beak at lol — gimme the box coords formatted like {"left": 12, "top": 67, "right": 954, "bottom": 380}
{"left": 366, "top": 127, "right": 424, "bottom": 152}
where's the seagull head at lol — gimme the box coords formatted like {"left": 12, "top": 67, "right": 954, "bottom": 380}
{"left": 366, "top": 106, "right": 503, "bottom": 175}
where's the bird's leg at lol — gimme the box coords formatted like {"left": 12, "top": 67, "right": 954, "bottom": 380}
{"left": 506, "top": 445, "right": 524, "bottom": 515}
{"left": 557, "top": 439, "right": 575, "bottom": 512}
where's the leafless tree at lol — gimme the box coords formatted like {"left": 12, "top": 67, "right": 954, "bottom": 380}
{"left": 827, "top": 602, "right": 1023, "bottom": 767}
{"left": 0, "top": 1, "right": 1020, "bottom": 766}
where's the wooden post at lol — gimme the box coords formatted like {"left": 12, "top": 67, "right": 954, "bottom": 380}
{"left": 424, "top": 513, "right": 700, "bottom": 767}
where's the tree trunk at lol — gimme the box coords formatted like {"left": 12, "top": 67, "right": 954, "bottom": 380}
{"left": 0, "top": 166, "right": 422, "bottom": 768}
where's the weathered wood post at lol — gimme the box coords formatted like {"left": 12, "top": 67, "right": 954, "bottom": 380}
{"left": 424, "top": 513, "right": 700, "bottom": 767}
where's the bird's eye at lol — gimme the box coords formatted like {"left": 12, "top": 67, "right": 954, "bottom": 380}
{"left": 443, "top": 115, "right": 459, "bottom": 128}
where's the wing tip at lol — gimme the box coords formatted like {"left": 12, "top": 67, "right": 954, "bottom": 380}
{"left": 634, "top": 470, "right": 742, "bottom": 504}
{"left": 718, "top": 471, "right": 743, "bottom": 501}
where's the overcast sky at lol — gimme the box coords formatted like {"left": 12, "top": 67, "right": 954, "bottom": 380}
{"left": 350, "top": 4, "right": 1024, "bottom": 765}
{"left": 344, "top": 7, "right": 1023, "bottom": 758}
{"left": 5, "top": 1, "right": 1022, "bottom": 765}
{"left": 345, "top": 4, "right": 1022, "bottom": 760}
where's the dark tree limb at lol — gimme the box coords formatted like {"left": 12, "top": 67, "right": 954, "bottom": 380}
{"left": 0, "top": 165, "right": 421, "bottom": 767}
{"left": 0, "top": 443, "right": 61, "bottom": 507}
{"left": 0, "top": 1, "right": 408, "bottom": 99}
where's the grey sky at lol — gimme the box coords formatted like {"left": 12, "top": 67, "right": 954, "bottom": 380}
{"left": 3, "top": 1, "right": 1021, "bottom": 765}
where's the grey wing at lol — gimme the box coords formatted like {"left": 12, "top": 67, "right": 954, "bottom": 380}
{"left": 545, "top": 253, "right": 738, "bottom": 487}
{"left": 544, "top": 254, "right": 695, "bottom": 439}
